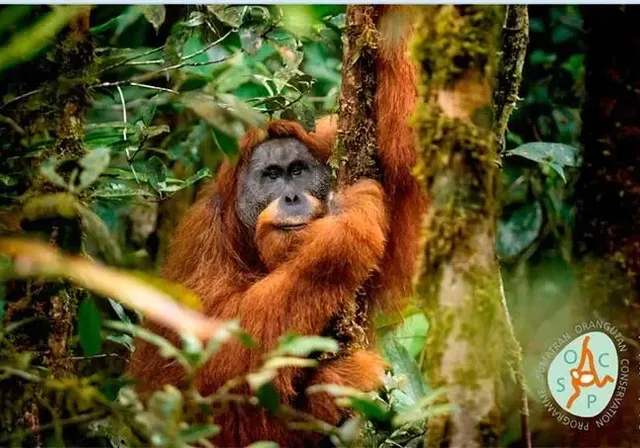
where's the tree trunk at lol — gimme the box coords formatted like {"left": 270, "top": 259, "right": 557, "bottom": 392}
{"left": 0, "top": 8, "right": 94, "bottom": 443}
{"left": 411, "top": 6, "right": 528, "bottom": 447}
{"left": 324, "top": 5, "right": 383, "bottom": 354}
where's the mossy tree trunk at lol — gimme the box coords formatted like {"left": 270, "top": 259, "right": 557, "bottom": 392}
{"left": 0, "top": 8, "right": 95, "bottom": 443}
{"left": 568, "top": 6, "right": 640, "bottom": 447}
{"left": 327, "top": 5, "right": 382, "bottom": 353}
{"left": 411, "top": 6, "right": 528, "bottom": 447}
{"left": 335, "top": 5, "right": 382, "bottom": 185}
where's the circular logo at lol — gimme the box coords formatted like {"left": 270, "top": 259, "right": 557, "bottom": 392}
{"left": 547, "top": 331, "right": 618, "bottom": 418}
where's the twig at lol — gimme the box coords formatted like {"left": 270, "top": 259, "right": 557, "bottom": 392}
{"left": 93, "top": 80, "right": 179, "bottom": 95}
{"left": 493, "top": 7, "right": 532, "bottom": 448}
{"left": 179, "top": 30, "right": 232, "bottom": 64}
{"left": 130, "top": 55, "right": 233, "bottom": 83}
{"left": 0, "top": 114, "right": 25, "bottom": 135}
{"left": 129, "top": 31, "right": 233, "bottom": 82}
{"left": 493, "top": 5, "right": 529, "bottom": 155}
{"left": 123, "top": 59, "right": 164, "bottom": 66}
{"left": 498, "top": 271, "right": 531, "bottom": 448}
{"left": 98, "top": 45, "right": 165, "bottom": 74}
{"left": 116, "top": 85, "right": 127, "bottom": 141}
{"left": 0, "top": 411, "right": 107, "bottom": 443}
{"left": 0, "top": 366, "right": 42, "bottom": 382}
{"left": 0, "top": 88, "right": 42, "bottom": 110}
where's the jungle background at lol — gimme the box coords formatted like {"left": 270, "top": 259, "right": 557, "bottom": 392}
{"left": 0, "top": 4, "right": 638, "bottom": 448}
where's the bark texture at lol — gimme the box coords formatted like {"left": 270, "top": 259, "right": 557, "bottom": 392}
{"left": 411, "top": 6, "right": 527, "bottom": 447}
{"left": 328, "top": 5, "right": 383, "bottom": 353}
{"left": 493, "top": 5, "right": 529, "bottom": 154}
{"left": 0, "top": 8, "right": 95, "bottom": 441}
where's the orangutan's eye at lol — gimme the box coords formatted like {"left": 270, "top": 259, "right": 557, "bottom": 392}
{"left": 263, "top": 166, "right": 282, "bottom": 180}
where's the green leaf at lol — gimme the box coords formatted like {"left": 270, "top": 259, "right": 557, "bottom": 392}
{"left": 528, "top": 49, "right": 556, "bottom": 67}
{"left": 349, "top": 397, "right": 393, "bottom": 423}
{"left": 0, "top": 174, "right": 17, "bottom": 187}
{"left": 496, "top": 202, "right": 543, "bottom": 259}
{"left": 180, "top": 424, "right": 220, "bottom": 443}
{"left": 158, "top": 168, "right": 212, "bottom": 194}
{"left": 206, "top": 5, "right": 246, "bottom": 28}
{"left": 0, "top": 6, "right": 84, "bottom": 73}
{"left": 263, "top": 356, "right": 317, "bottom": 370}
{"left": 507, "top": 142, "right": 580, "bottom": 182}
{"left": 184, "top": 11, "right": 205, "bottom": 28}
{"left": 78, "top": 298, "right": 102, "bottom": 357}
{"left": 246, "top": 369, "right": 277, "bottom": 391}
{"left": 142, "top": 5, "right": 166, "bottom": 34}
{"left": 141, "top": 97, "right": 158, "bottom": 127}
{"left": 256, "top": 384, "right": 280, "bottom": 414}
{"left": 381, "top": 334, "right": 429, "bottom": 404}
{"left": 0, "top": 296, "right": 5, "bottom": 321}
{"left": 109, "top": 298, "right": 132, "bottom": 325}
{"left": 273, "top": 334, "right": 339, "bottom": 357}
{"left": 77, "top": 204, "right": 122, "bottom": 264}
{"left": 246, "top": 442, "right": 278, "bottom": 448}
{"left": 79, "top": 147, "right": 111, "bottom": 190}
{"left": 145, "top": 156, "right": 168, "bottom": 194}
{"left": 552, "top": 25, "right": 577, "bottom": 44}
{"left": 139, "top": 124, "right": 170, "bottom": 140}
{"left": 561, "top": 54, "right": 584, "bottom": 81}
{"left": 113, "top": 7, "right": 144, "bottom": 41}
{"left": 239, "top": 28, "right": 263, "bottom": 56}
{"left": 100, "top": 377, "right": 132, "bottom": 402}
{"left": 388, "top": 313, "right": 429, "bottom": 360}
{"left": 336, "top": 417, "right": 361, "bottom": 445}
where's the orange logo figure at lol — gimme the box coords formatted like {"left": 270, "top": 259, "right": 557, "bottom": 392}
{"left": 567, "top": 335, "right": 615, "bottom": 409}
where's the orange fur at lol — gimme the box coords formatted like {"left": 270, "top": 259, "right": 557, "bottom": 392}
{"left": 371, "top": 6, "right": 426, "bottom": 316}
{"left": 127, "top": 7, "right": 424, "bottom": 447}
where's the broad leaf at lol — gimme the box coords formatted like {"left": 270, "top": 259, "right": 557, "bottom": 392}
{"left": 142, "top": 5, "right": 166, "bottom": 34}
{"left": 256, "top": 384, "right": 280, "bottom": 414}
{"left": 180, "top": 424, "right": 220, "bottom": 443}
{"left": 497, "top": 202, "right": 543, "bottom": 259}
{"left": 79, "top": 147, "right": 111, "bottom": 190}
{"left": 78, "top": 298, "right": 102, "bottom": 357}
{"left": 145, "top": 156, "right": 168, "bottom": 194}
{"left": 507, "top": 142, "right": 580, "bottom": 181}
{"left": 381, "top": 334, "right": 429, "bottom": 405}
{"left": 273, "top": 334, "right": 338, "bottom": 357}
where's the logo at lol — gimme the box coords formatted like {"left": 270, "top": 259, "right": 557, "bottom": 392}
{"left": 547, "top": 332, "right": 616, "bottom": 417}
{"left": 537, "top": 320, "right": 629, "bottom": 431}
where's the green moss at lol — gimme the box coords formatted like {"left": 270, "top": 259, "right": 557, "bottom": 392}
{"left": 411, "top": 6, "right": 502, "bottom": 92}
{"left": 409, "top": 6, "right": 519, "bottom": 445}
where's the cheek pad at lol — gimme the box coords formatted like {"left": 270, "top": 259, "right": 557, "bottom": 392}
{"left": 237, "top": 177, "right": 278, "bottom": 230}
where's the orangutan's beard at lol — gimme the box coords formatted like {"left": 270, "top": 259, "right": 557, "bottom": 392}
{"left": 254, "top": 224, "right": 305, "bottom": 271}
{"left": 254, "top": 193, "right": 329, "bottom": 271}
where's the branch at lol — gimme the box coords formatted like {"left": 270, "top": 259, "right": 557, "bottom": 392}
{"left": 493, "top": 7, "right": 531, "bottom": 447}
{"left": 128, "top": 31, "right": 233, "bottom": 83}
{"left": 493, "top": 5, "right": 529, "bottom": 154}
{"left": 93, "top": 80, "right": 179, "bottom": 95}
{"left": 98, "top": 45, "right": 165, "bottom": 74}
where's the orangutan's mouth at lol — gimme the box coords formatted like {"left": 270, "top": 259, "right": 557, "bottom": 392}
{"left": 277, "top": 223, "right": 307, "bottom": 231}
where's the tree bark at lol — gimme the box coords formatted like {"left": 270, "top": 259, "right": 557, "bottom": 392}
{"left": 493, "top": 5, "right": 529, "bottom": 154}
{"left": 326, "top": 5, "right": 383, "bottom": 353}
{"left": 0, "top": 8, "right": 95, "bottom": 442}
{"left": 411, "top": 6, "right": 528, "bottom": 447}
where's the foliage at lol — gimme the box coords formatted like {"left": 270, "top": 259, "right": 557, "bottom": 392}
{"left": 0, "top": 4, "right": 589, "bottom": 448}
{"left": 498, "top": 6, "right": 584, "bottom": 265}
{"left": 0, "top": 5, "right": 446, "bottom": 447}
